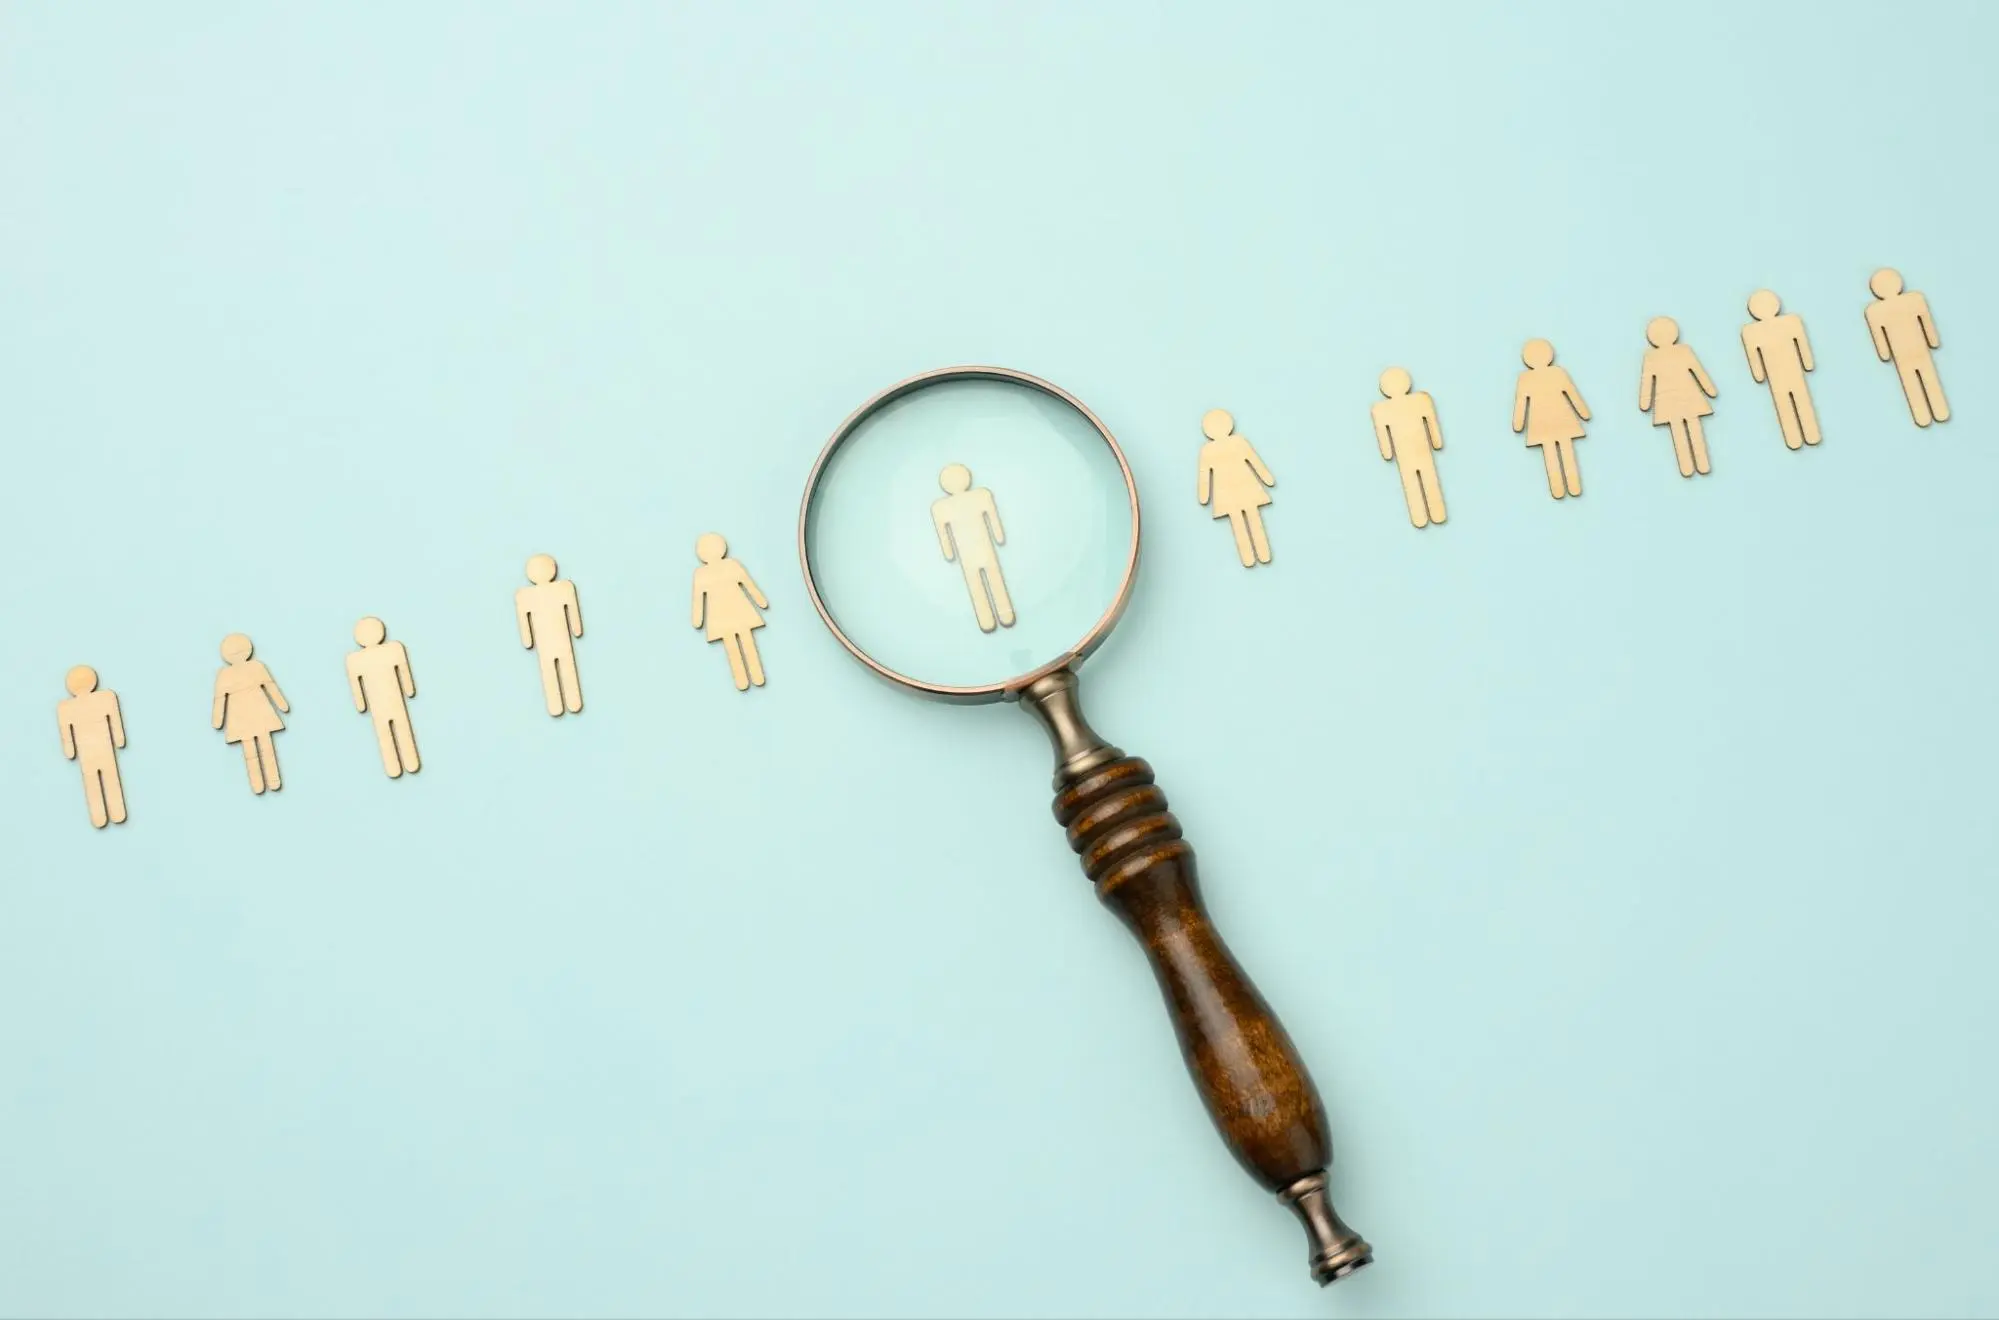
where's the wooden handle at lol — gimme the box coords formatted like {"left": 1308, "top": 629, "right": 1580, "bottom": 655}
{"left": 1053, "top": 752, "right": 1373, "bottom": 1285}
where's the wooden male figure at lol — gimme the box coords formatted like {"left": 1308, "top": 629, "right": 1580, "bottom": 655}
{"left": 58, "top": 665, "right": 128, "bottom": 828}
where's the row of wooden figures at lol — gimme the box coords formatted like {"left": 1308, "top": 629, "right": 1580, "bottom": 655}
{"left": 1196, "top": 269, "right": 1950, "bottom": 559}
{"left": 56, "top": 540, "right": 770, "bottom": 828}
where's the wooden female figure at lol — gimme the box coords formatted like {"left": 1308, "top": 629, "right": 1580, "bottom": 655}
{"left": 212, "top": 633, "right": 290, "bottom": 794}
{"left": 691, "top": 533, "right": 770, "bottom": 691}
{"left": 1511, "top": 338, "right": 1592, "bottom": 499}
{"left": 1638, "top": 316, "right": 1720, "bottom": 478}
{"left": 1196, "top": 409, "right": 1277, "bottom": 567}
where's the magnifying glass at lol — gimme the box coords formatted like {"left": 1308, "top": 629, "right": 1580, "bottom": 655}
{"left": 798, "top": 366, "right": 1373, "bottom": 1286}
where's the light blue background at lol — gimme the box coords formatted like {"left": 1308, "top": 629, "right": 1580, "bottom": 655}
{"left": 1, "top": 2, "right": 1994, "bottom": 1316}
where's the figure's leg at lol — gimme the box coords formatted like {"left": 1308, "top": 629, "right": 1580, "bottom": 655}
{"left": 1918, "top": 360, "right": 1950, "bottom": 423}
{"left": 393, "top": 713, "right": 421, "bottom": 775}
{"left": 374, "top": 715, "right": 404, "bottom": 778}
{"left": 262, "top": 735, "right": 283, "bottom": 791}
{"left": 984, "top": 563, "right": 1016, "bottom": 628}
{"left": 1398, "top": 462, "right": 1429, "bottom": 528}
{"left": 740, "top": 632, "right": 766, "bottom": 687}
{"left": 554, "top": 646, "right": 583, "bottom": 714}
{"left": 537, "top": 650, "right": 565, "bottom": 716}
{"left": 1773, "top": 386, "right": 1802, "bottom": 449}
{"left": 722, "top": 636, "right": 749, "bottom": 691}
{"left": 1669, "top": 421, "right": 1695, "bottom": 477}
{"left": 101, "top": 759, "right": 127, "bottom": 825}
{"left": 1560, "top": 439, "right": 1582, "bottom": 496}
{"left": 242, "top": 741, "right": 266, "bottom": 794}
{"left": 1246, "top": 507, "right": 1272, "bottom": 564}
{"left": 1227, "top": 510, "right": 1254, "bottom": 566}
{"left": 1421, "top": 460, "right": 1448, "bottom": 524}
{"left": 82, "top": 762, "right": 109, "bottom": 828}
{"left": 1540, "top": 444, "right": 1566, "bottom": 499}
{"left": 962, "top": 563, "right": 997, "bottom": 631}
{"left": 1897, "top": 362, "right": 1932, "bottom": 426}
{"left": 1792, "top": 383, "right": 1822, "bottom": 447}
{"left": 1688, "top": 417, "right": 1711, "bottom": 475}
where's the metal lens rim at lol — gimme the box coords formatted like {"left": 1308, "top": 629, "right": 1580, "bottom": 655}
{"left": 796, "top": 365, "right": 1143, "bottom": 705}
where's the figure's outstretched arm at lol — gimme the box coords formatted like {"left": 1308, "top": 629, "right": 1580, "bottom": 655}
{"left": 266, "top": 673, "right": 290, "bottom": 715}
{"left": 1373, "top": 415, "right": 1394, "bottom": 462}
{"left": 1868, "top": 310, "right": 1892, "bottom": 361}
{"left": 1246, "top": 442, "right": 1275, "bottom": 487}
{"left": 108, "top": 696, "right": 126, "bottom": 749}
{"left": 932, "top": 506, "right": 956, "bottom": 561}
{"left": 1918, "top": 295, "right": 1940, "bottom": 349}
{"left": 742, "top": 571, "right": 769, "bottom": 611}
{"left": 1692, "top": 354, "right": 1719, "bottom": 399}
{"left": 59, "top": 714, "right": 77, "bottom": 760}
{"left": 1511, "top": 380, "right": 1529, "bottom": 433}
{"left": 1424, "top": 399, "right": 1444, "bottom": 450}
{"left": 515, "top": 593, "right": 534, "bottom": 648}
{"left": 691, "top": 584, "right": 707, "bottom": 630}
{"left": 1639, "top": 362, "right": 1656, "bottom": 412}
{"left": 983, "top": 491, "right": 1006, "bottom": 545}
{"left": 1565, "top": 372, "right": 1592, "bottom": 423}
{"left": 563, "top": 583, "right": 583, "bottom": 638}
{"left": 1197, "top": 454, "right": 1213, "bottom": 506}
{"left": 348, "top": 663, "right": 368, "bottom": 713}
{"left": 1743, "top": 331, "right": 1767, "bottom": 383}
{"left": 1796, "top": 325, "right": 1816, "bottom": 373}
{"left": 396, "top": 646, "right": 416, "bottom": 700}
{"left": 211, "top": 682, "right": 228, "bottom": 731}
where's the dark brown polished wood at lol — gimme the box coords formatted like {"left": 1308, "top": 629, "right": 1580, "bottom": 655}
{"left": 1021, "top": 669, "right": 1372, "bottom": 1286}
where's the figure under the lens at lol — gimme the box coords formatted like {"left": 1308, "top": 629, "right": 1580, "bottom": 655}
{"left": 58, "top": 665, "right": 128, "bottom": 828}
{"left": 1638, "top": 316, "right": 1720, "bottom": 478}
{"left": 1196, "top": 409, "right": 1277, "bottom": 567}
{"left": 347, "top": 616, "right": 420, "bottom": 778}
{"left": 1741, "top": 289, "right": 1821, "bottom": 451}
{"left": 211, "top": 633, "right": 290, "bottom": 795}
{"left": 690, "top": 532, "right": 770, "bottom": 691}
{"left": 932, "top": 462, "right": 1017, "bottom": 633}
{"left": 1372, "top": 366, "right": 1448, "bottom": 529}
{"left": 516, "top": 553, "right": 584, "bottom": 716}
{"left": 1865, "top": 267, "right": 1949, "bottom": 428}
{"left": 1511, "top": 339, "right": 1592, "bottom": 500}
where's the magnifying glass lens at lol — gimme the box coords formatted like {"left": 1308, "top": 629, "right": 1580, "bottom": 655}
{"left": 803, "top": 378, "right": 1134, "bottom": 690}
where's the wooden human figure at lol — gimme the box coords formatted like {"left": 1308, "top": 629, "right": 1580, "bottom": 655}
{"left": 1865, "top": 267, "right": 1950, "bottom": 427}
{"left": 1638, "top": 317, "right": 1720, "bottom": 478}
{"left": 1196, "top": 408, "right": 1277, "bottom": 566}
{"left": 1510, "top": 339, "right": 1592, "bottom": 499}
{"left": 932, "top": 463, "right": 1016, "bottom": 632}
{"left": 1741, "top": 290, "right": 1822, "bottom": 450}
{"left": 690, "top": 533, "right": 770, "bottom": 691}
{"left": 58, "top": 665, "right": 128, "bottom": 828}
{"left": 516, "top": 553, "right": 584, "bottom": 716}
{"left": 347, "top": 617, "right": 420, "bottom": 778}
{"left": 1372, "top": 367, "right": 1448, "bottom": 528}
{"left": 212, "top": 633, "right": 289, "bottom": 795}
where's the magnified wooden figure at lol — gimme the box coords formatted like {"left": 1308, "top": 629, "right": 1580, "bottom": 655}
{"left": 516, "top": 553, "right": 584, "bottom": 716}
{"left": 691, "top": 533, "right": 770, "bottom": 691}
{"left": 932, "top": 463, "right": 1016, "bottom": 632}
{"left": 1372, "top": 367, "right": 1448, "bottom": 528}
{"left": 1741, "top": 290, "right": 1822, "bottom": 450}
{"left": 1639, "top": 317, "right": 1720, "bottom": 478}
{"left": 1866, "top": 268, "right": 1950, "bottom": 428}
{"left": 1196, "top": 408, "right": 1277, "bottom": 566}
{"left": 211, "top": 633, "right": 289, "bottom": 795}
{"left": 58, "top": 666, "right": 128, "bottom": 828}
{"left": 1511, "top": 339, "right": 1592, "bottom": 499}
{"left": 347, "top": 617, "right": 420, "bottom": 777}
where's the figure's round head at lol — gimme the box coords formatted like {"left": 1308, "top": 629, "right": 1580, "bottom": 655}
{"left": 695, "top": 532, "right": 727, "bottom": 564}
{"left": 65, "top": 665, "right": 98, "bottom": 697}
{"left": 1747, "top": 289, "right": 1781, "bottom": 321}
{"left": 1646, "top": 316, "right": 1680, "bottom": 348}
{"left": 1201, "top": 408, "right": 1234, "bottom": 441}
{"left": 1378, "top": 366, "right": 1412, "bottom": 397}
{"left": 938, "top": 463, "right": 972, "bottom": 494}
{"left": 353, "top": 616, "right": 386, "bottom": 647}
{"left": 1869, "top": 267, "right": 1904, "bottom": 299}
{"left": 1522, "top": 338, "right": 1555, "bottom": 369}
{"left": 525, "top": 553, "right": 557, "bottom": 585}
{"left": 220, "top": 633, "right": 254, "bottom": 664}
